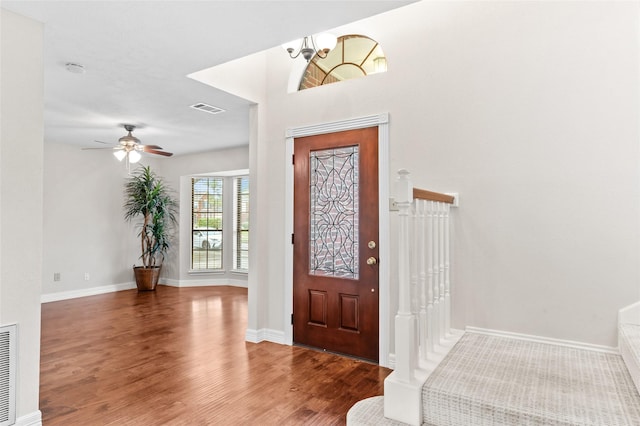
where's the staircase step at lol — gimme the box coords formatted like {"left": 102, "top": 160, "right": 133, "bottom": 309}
{"left": 620, "top": 323, "right": 640, "bottom": 395}
{"left": 423, "top": 333, "right": 640, "bottom": 425}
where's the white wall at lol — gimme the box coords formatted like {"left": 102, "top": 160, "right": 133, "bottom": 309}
{"left": 382, "top": 0, "right": 640, "bottom": 347}
{"left": 43, "top": 143, "right": 139, "bottom": 298}
{"left": 197, "top": 0, "right": 640, "bottom": 349}
{"left": 1, "top": 8, "right": 44, "bottom": 423}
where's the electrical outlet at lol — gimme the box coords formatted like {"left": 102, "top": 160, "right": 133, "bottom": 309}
{"left": 84, "top": 272, "right": 90, "bottom": 281}
{"left": 53, "top": 272, "right": 61, "bottom": 282}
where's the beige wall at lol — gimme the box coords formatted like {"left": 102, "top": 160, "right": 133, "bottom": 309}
{"left": 1, "top": 9, "right": 44, "bottom": 422}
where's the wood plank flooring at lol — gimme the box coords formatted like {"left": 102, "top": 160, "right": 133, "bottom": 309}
{"left": 40, "top": 286, "right": 391, "bottom": 425}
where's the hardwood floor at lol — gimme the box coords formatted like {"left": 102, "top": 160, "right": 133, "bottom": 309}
{"left": 40, "top": 286, "right": 391, "bottom": 425}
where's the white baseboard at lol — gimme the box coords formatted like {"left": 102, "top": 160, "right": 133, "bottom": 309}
{"left": 41, "top": 279, "right": 249, "bottom": 303}
{"left": 466, "top": 326, "right": 618, "bottom": 354}
{"left": 245, "top": 328, "right": 286, "bottom": 345}
{"left": 41, "top": 282, "right": 136, "bottom": 303}
{"left": 16, "top": 410, "right": 42, "bottom": 426}
{"left": 162, "top": 278, "right": 248, "bottom": 288}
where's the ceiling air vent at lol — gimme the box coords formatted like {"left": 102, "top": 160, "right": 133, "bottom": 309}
{"left": 190, "top": 103, "right": 225, "bottom": 115}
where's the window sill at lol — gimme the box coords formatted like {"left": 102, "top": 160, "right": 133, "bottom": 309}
{"left": 231, "top": 269, "right": 248, "bottom": 275}
{"left": 188, "top": 269, "right": 225, "bottom": 275}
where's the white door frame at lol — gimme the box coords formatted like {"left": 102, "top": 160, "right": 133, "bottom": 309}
{"left": 284, "top": 113, "right": 391, "bottom": 367}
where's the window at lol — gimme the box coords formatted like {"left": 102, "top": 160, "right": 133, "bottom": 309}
{"left": 234, "top": 176, "right": 249, "bottom": 271}
{"left": 299, "top": 34, "right": 387, "bottom": 90}
{"left": 192, "top": 177, "right": 223, "bottom": 270}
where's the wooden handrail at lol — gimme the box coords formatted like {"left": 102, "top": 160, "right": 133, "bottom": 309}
{"left": 413, "top": 188, "right": 455, "bottom": 204}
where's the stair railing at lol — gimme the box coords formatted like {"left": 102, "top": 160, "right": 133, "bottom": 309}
{"left": 384, "top": 169, "right": 458, "bottom": 425}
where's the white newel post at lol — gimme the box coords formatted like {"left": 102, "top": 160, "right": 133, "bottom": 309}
{"left": 394, "top": 169, "right": 417, "bottom": 381}
{"left": 384, "top": 169, "right": 424, "bottom": 426}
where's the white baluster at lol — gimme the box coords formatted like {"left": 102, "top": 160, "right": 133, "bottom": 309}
{"left": 426, "top": 200, "right": 435, "bottom": 355}
{"left": 438, "top": 202, "right": 446, "bottom": 340}
{"left": 410, "top": 202, "right": 421, "bottom": 355}
{"left": 410, "top": 203, "right": 418, "bottom": 316}
{"left": 444, "top": 202, "right": 451, "bottom": 336}
{"left": 416, "top": 199, "right": 428, "bottom": 362}
{"left": 433, "top": 200, "right": 442, "bottom": 346}
{"left": 394, "top": 169, "right": 417, "bottom": 383}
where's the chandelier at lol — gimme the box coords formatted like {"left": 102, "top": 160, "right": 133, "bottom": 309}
{"left": 282, "top": 33, "right": 337, "bottom": 62}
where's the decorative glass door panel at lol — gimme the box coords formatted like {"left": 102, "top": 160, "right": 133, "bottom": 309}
{"left": 309, "top": 146, "right": 359, "bottom": 279}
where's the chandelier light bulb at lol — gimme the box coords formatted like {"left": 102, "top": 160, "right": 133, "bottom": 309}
{"left": 315, "top": 33, "right": 337, "bottom": 54}
{"left": 113, "top": 150, "right": 126, "bottom": 161}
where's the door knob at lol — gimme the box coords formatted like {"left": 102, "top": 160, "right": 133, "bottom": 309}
{"left": 368, "top": 241, "right": 377, "bottom": 249}
{"left": 366, "top": 257, "right": 377, "bottom": 265}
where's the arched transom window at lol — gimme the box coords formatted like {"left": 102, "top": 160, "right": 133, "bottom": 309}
{"left": 299, "top": 35, "right": 387, "bottom": 91}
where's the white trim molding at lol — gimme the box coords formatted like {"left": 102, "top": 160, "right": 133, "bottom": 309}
{"left": 466, "top": 327, "right": 618, "bottom": 354}
{"left": 162, "top": 278, "right": 248, "bottom": 288}
{"left": 245, "top": 328, "right": 286, "bottom": 345}
{"left": 284, "top": 113, "right": 391, "bottom": 367}
{"left": 41, "top": 279, "right": 248, "bottom": 303}
{"left": 15, "top": 411, "right": 42, "bottom": 426}
{"left": 619, "top": 301, "right": 640, "bottom": 325}
{"left": 41, "top": 282, "right": 136, "bottom": 303}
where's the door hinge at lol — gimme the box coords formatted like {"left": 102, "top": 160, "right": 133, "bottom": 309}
{"left": 291, "top": 233, "right": 294, "bottom": 244}
{"left": 292, "top": 154, "right": 295, "bottom": 165}
{"left": 291, "top": 313, "right": 294, "bottom": 325}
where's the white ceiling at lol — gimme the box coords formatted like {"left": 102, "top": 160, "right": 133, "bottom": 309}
{"left": 2, "top": 0, "right": 413, "bottom": 157}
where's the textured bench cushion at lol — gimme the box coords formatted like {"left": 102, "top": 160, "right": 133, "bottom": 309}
{"left": 423, "top": 332, "right": 640, "bottom": 425}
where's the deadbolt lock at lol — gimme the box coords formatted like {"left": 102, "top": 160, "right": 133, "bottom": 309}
{"left": 366, "top": 257, "right": 378, "bottom": 265}
{"left": 368, "top": 241, "right": 377, "bottom": 249}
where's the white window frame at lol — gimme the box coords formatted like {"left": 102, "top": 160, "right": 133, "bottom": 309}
{"left": 191, "top": 176, "right": 224, "bottom": 272}
{"left": 232, "top": 175, "right": 249, "bottom": 273}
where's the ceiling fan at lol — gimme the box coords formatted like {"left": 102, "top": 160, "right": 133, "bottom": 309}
{"left": 85, "top": 124, "right": 173, "bottom": 164}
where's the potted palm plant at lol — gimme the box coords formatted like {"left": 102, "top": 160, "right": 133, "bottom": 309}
{"left": 124, "top": 165, "right": 178, "bottom": 291}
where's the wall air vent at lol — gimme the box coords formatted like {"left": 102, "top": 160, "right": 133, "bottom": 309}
{"left": 190, "top": 103, "right": 225, "bottom": 115}
{"left": 0, "top": 325, "right": 16, "bottom": 426}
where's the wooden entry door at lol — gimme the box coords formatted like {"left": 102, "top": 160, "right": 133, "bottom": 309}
{"left": 293, "top": 127, "right": 379, "bottom": 362}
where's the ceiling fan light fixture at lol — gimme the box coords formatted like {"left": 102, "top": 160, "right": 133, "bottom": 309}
{"left": 113, "top": 150, "right": 126, "bottom": 161}
{"left": 128, "top": 150, "right": 142, "bottom": 164}
{"left": 119, "top": 134, "right": 140, "bottom": 145}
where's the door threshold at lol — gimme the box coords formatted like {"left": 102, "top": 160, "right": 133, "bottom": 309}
{"left": 293, "top": 342, "right": 379, "bottom": 365}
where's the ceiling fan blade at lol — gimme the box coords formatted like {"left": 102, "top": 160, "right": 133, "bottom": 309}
{"left": 140, "top": 144, "right": 163, "bottom": 150}
{"left": 145, "top": 149, "right": 173, "bottom": 157}
{"left": 93, "top": 140, "right": 111, "bottom": 145}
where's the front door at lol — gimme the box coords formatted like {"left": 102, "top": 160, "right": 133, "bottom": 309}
{"left": 293, "top": 127, "right": 379, "bottom": 362}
